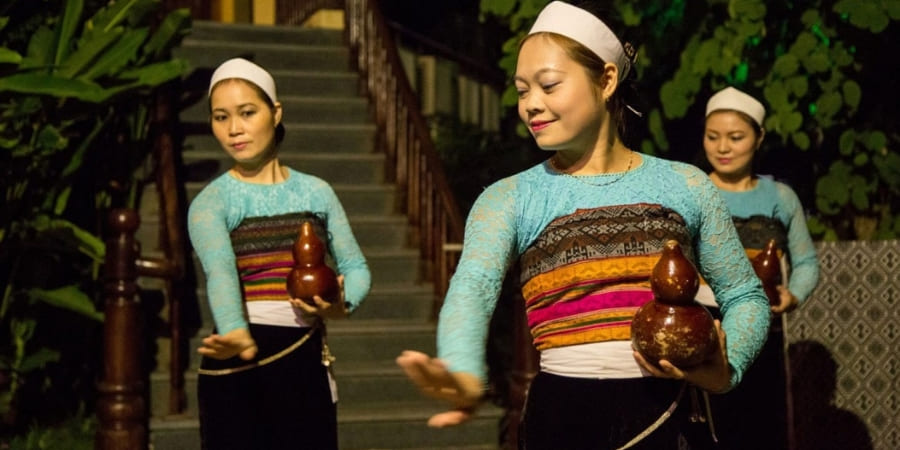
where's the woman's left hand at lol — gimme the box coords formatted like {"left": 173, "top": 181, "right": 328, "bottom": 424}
{"left": 770, "top": 285, "right": 798, "bottom": 314}
{"left": 289, "top": 275, "right": 349, "bottom": 320}
{"left": 633, "top": 319, "right": 732, "bottom": 393}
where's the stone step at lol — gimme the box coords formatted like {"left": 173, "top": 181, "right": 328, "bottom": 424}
{"left": 182, "top": 122, "right": 376, "bottom": 154}
{"left": 150, "top": 402, "right": 503, "bottom": 450}
{"left": 187, "top": 20, "right": 345, "bottom": 46}
{"left": 326, "top": 319, "right": 436, "bottom": 364}
{"left": 174, "top": 40, "right": 352, "bottom": 72}
{"left": 181, "top": 94, "right": 370, "bottom": 124}
{"left": 180, "top": 149, "right": 385, "bottom": 184}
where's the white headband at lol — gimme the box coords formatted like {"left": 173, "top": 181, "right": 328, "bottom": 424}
{"left": 706, "top": 87, "right": 765, "bottom": 127}
{"left": 528, "top": 1, "right": 631, "bottom": 82}
{"left": 208, "top": 58, "right": 278, "bottom": 104}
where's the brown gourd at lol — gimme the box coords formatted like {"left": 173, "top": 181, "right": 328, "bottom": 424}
{"left": 286, "top": 221, "right": 338, "bottom": 305}
{"left": 631, "top": 240, "right": 718, "bottom": 367}
{"left": 751, "top": 238, "right": 782, "bottom": 307}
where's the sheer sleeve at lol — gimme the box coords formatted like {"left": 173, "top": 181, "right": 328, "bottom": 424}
{"left": 187, "top": 185, "right": 247, "bottom": 334}
{"left": 680, "top": 165, "right": 770, "bottom": 387}
{"left": 776, "top": 183, "right": 820, "bottom": 302}
{"left": 436, "top": 177, "right": 519, "bottom": 385}
{"left": 321, "top": 183, "right": 371, "bottom": 311}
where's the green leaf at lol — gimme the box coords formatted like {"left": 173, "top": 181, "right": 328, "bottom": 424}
{"left": 140, "top": 8, "right": 191, "bottom": 63}
{"left": 842, "top": 80, "right": 861, "bottom": 110}
{"left": 839, "top": 130, "right": 856, "bottom": 155}
{"left": 54, "top": 0, "right": 84, "bottom": 67}
{"left": 117, "top": 58, "right": 188, "bottom": 86}
{"left": 660, "top": 80, "right": 690, "bottom": 119}
{"left": 850, "top": 184, "right": 869, "bottom": 209}
{"left": 648, "top": 108, "right": 669, "bottom": 151}
{"left": 79, "top": 27, "right": 148, "bottom": 80}
{"left": 863, "top": 130, "right": 887, "bottom": 151}
{"left": 853, "top": 153, "right": 869, "bottom": 166}
{"left": 789, "top": 32, "right": 817, "bottom": 58}
{"left": 803, "top": 51, "right": 830, "bottom": 73}
{"left": 0, "top": 73, "right": 110, "bottom": 102}
{"left": 480, "top": 0, "right": 519, "bottom": 17}
{"left": 786, "top": 76, "right": 808, "bottom": 97}
{"left": 800, "top": 9, "right": 822, "bottom": 27}
{"left": 36, "top": 124, "right": 68, "bottom": 151}
{"left": 887, "top": 0, "right": 900, "bottom": 19}
{"left": 781, "top": 111, "right": 803, "bottom": 134}
{"left": 56, "top": 27, "right": 123, "bottom": 79}
{"left": 792, "top": 132, "right": 810, "bottom": 150}
{"left": 17, "top": 348, "right": 61, "bottom": 373}
{"left": 873, "top": 151, "right": 900, "bottom": 190}
{"left": 27, "top": 286, "right": 104, "bottom": 321}
{"left": 21, "top": 26, "right": 55, "bottom": 70}
{"left": 30, "top": 216, "right": 105, "bottom": 261}
{"left": 0, "top": 48, "right": 22, "bottom": 65}
{"left": 773, "top": 54, "right": 799, "bottom": 77}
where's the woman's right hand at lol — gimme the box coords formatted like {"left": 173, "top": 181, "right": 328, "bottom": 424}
{"left": 396, "top": 350, "right": 483, "bottom": 427}
{"left": 198, "top": 327, "right": 258, "bottom": 360}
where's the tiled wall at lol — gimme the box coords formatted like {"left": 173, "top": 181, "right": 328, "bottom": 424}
{"left": 788, "top": 240, "right": 899, "bottom": 450}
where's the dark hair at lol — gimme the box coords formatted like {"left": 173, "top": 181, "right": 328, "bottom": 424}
{"left": 209, "top": 78, "right": 286, "bottom": 145}
{"left": 521, "top": 1, "right": 640, "bottom": 141}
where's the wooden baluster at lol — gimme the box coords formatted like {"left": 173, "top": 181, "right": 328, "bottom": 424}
{"left": 96, "top": 209, "right": 146, "bottom": 450}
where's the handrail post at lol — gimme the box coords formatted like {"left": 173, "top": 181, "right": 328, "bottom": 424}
{"left": 96, "top": 209, "right": 146, "bottom": 450}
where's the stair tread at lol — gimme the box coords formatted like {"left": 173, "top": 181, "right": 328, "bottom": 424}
{"left": 182, "top": 39, "right": 345, "bottom": 51}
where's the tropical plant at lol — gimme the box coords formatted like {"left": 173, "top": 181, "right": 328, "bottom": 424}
{"left": 479, "top": 0, "right": 900, "bottom": 240}
{"left": 0, "top": 0, "right": 190, "bottom": 435}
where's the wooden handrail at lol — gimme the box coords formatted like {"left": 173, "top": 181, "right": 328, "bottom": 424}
{"left": 345, "top": 0, "right": 466, "bottom": 304}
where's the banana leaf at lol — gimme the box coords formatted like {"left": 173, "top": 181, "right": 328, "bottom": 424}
{"left": 20, "top": 26, "right": 55, "bottom": 70}
{"left": 140, "top": 8, "right": 191, "bottom": 63}
{"left": 0, "top": 73, "right": 110, "bottom": 102}
{"left": 53, "top": 0, "right": 84, "bottom": 67}
{"left": 78, "top": 27, "right": 148, "bottom": 80}
{"left": 27, "top": 286, "right": 104, "bottom": 322}
{"left": 56, "top": 27, "right": 122, "bottom": 79}
{"left": 29, "top": 215, "right": 105, "bottom": 262}
{"left": 118, "top": 59, "right": 188, "bottom": 86}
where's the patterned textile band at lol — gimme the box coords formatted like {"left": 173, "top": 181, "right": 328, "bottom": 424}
{"left": 732, "top": 215, "right": 788, "bottom": 258}
{"left": 230, "top": 212, "right": 334, "bottom": 302}
{"left": 520, "top": 203, "right": 694, "bottom": 350}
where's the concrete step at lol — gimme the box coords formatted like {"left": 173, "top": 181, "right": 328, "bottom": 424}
{"left": 181, "top": 94, "right": 370, "bottom": 124}
{"left": 150, "top": 402, "right": 503, "bottom": 450}
{"left": 187, "top": 21, "right": 345, "bottom": 46}
{"left": 179, "top": 149, "right": 385, "bottom": 184}
{"left": 182, "top": 122, "right": 376, "bottom": 155}
{"left": 327, "top": 319, "right": 436, "bottom": 364}
{"left": 174, "top": 40, "right": 351, "bottom": 72}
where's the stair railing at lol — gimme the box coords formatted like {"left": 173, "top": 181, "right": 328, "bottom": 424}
{"left": 345, "top": 0, "right": 465, "bottom": 307}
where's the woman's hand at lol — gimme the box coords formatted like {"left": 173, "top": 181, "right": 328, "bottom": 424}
{"left": 198, "top": 327, "right": 258, "bottom": 360}
{"left": 289, "top": 275, "right": 348, "bottom": 320}
{"left": 633, "top": 319, "right": 732, "bottom": 393}
{"left": 396, "top": 350, "right": 483, "bottom": 427}
{"left": 770, "top": 285, "right": 799, "bottom": 314}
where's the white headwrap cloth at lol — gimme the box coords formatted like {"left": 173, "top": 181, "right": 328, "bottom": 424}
{"left": 706, "top": 87, "right": 766, "bottom": 127}
{"left": 528, "top": 1, "right": 631, "bottom": 82}
{"left": 208, "top": 57, "right": 278, "bottom": 104}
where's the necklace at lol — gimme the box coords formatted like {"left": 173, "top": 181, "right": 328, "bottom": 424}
{"left": 549, "top": 150, "right": 634, "bottom": 187}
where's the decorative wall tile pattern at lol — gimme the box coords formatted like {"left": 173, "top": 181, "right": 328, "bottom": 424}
{"left": 788, "top": 240, "right": 899, "bottom": 450}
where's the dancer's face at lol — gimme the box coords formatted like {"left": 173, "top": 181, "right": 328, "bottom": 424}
{"left": 515, "top": 35, "right": 609, "bottom": 153}
{"left": 703, "top": 110, "right": 763, "bottom": 180}
{"left": 210, "top": 79, "right": 282, "bottom": 167}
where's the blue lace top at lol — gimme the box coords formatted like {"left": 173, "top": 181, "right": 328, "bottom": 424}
{"left": 716, "top": 176, "right": 820, "bottom": 302}
{"left": 437, "top": 153, "right": 770, "bottom": 388}
{"left": 187, "top": 167, "right": 371, "bottom": 335}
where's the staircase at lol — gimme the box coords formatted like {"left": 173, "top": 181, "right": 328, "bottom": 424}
{"left": 136, "top": 20, "right": 501, "bottom": 450}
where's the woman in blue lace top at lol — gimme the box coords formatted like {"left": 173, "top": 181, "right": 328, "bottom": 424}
{"left": 397, "top": 2, "right": 770, "bottom": 449}
{"left": 701, "top": 86, "right": 820, "bottom": 450}
{"left": 187, "top": 58, "right": 370, "bottom": 450}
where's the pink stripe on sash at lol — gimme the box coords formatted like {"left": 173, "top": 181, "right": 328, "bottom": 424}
{"left": 527, "top": 289, "right": 652, "bottom": 328}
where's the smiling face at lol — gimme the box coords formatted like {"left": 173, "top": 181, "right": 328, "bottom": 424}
{"left": 514, "top": 34, "right": 611, "bottom": 153}
{"left": 703, "top": 110, "right": 764, "bottom": 182}
{"left": 210, "top": 79, "right": 283, "bottom": 167}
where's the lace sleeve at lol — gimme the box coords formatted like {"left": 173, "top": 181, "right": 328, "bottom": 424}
{"left": 322, "top": 183, "right": 371, "bottom": 311}
{"left": 776, "top": 183, "right": 820, "bottom": 302}
{"left": 681, "top": 165, "right": 770, "bottom": 387}
{"left": 437, "top": 177, "right": 519, "bottom": 385}
{"left": 187, "top": 185, "right": 247, "bottom": 334}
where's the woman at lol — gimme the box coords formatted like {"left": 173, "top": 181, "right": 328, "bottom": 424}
{"left": 397, "top": 2, "right": 770, "bottom": 449}
{"left": 702, "top": 86, "right": 820, "bottom": 450}
{"left": 187, "top": 58, "right": 371, "bottom": 449}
